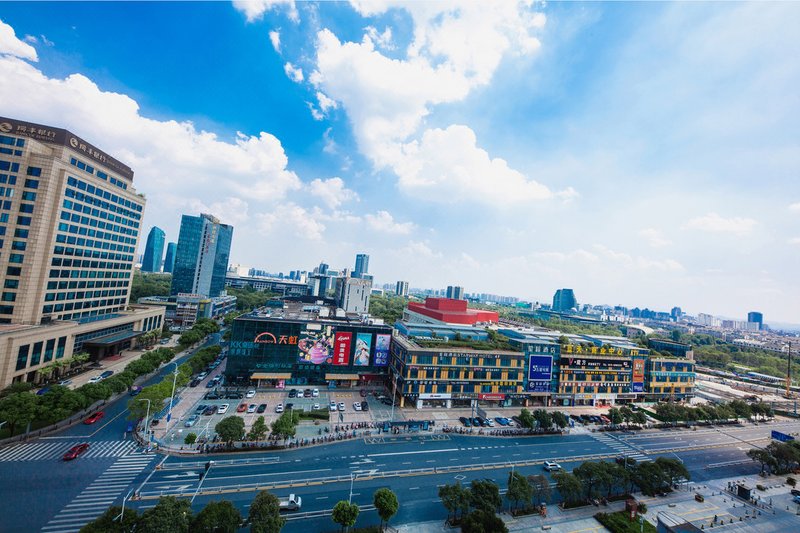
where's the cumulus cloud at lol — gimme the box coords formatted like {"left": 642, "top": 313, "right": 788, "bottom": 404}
{"left": 257, "top": 203, "right": 326, "bottom": 240}
{"left": 233, "top": 0, "right": 298, "bottom": 23}
{"left": 364, "top": 26, "right": 393, "bottom": 50}
{"left": 307, "top": 177, "right": 358, "bottom": 209}
{"left": 0, "top": 19, "right": 38, "bottom": 61}
{"left": 684, "top": 212, "right": 757, "bottom": 235}
{"left": 639, "top": 228, "right": 672, "bottom": 248}
{"left": 283, "top": 61, "right": 303, "bottom": 82}
{"left": 364, "top": 210, "right": 414, "bottom": 234}
{"left": 269, "top": 30, "right": 281, "bottom": 52}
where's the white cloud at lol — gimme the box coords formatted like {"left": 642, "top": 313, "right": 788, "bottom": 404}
{"left": 0, "top": 20, "right": 38, "bottom": 62}
{"left": 307, "top": 177, "right": 358, "bottom": 209}
{"left": 322, "top": 127, "right": 337, "bottom": 154}
{"left": 283, "top": 61, "right": 303, "bottom": 82}
{"left": 365, "top": 26, "right": 393, "bottom": 49}
{"left": 639, "top": 228, "right": 672, "bottom": 248}
{"left": 269, "top": 30, "right": 281, "bottom": 52}
{"left": 364, "top": 210, "right": 414, "bottom": 234}
{"left": 789, "top": 237, "right": 800, "bottom": 245}
{"left": 684, "top": 212, "right": 757, "bottom": 235}
{"left": 396, "top": 240, "right": 442, "bottom": 259}
{"left": 233, "top": 0, "right": 298, "bottom": 23}
{"left": 23, "top": 34, "right": 36, "bottom": 44}
{"left": 184, "top": 196, "right": 250, "bottom": 227}
{"left": 790, "top": 202, "right": 800, "bottom": 212}
{"left": 257, "top": 203, "right": 326, "bottom": 240}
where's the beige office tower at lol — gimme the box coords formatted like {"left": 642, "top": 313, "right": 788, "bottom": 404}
{"left": 0, "top": 117, "right": 164, "bottom": 387}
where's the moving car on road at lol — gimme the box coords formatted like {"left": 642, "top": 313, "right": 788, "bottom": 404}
{"left": 62, "top": 443, "right": 90, "bottom": 461}
{"left": 83, "top": 412, "right": 104, "bottom": 424}
{"left": 279, "top": 494, "right": 302, "bottom": 511}
{"left": 544, "top": 461, "right": 561, "bottom": 471}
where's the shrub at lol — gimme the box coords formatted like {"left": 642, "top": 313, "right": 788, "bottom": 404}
{"left": 787, "top": 477, "right": 796, "bottom": 486}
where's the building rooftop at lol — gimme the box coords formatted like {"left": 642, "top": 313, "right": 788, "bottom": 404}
{"left": 406, "top": 297, "right": 499, "bottom": 325}
{"left": 241, "top": 300, "right": 384, "bottom": 327}
{"left": 394, "top": 332, "right": 521, "bottom": 353}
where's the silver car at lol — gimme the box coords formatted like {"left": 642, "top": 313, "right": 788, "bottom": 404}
{"left": 184, "top": 415, "right": 199, "bottom": 427}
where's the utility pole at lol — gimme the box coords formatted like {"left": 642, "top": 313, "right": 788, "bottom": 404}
{"left": 786, "top": 342, "right": 793, "bottom": 399}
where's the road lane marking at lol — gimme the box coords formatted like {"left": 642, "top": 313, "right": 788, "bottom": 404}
{"left": 367, "top": 447, "right": 459, "bottom": 458}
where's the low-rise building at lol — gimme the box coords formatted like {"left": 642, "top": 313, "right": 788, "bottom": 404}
{"left": 404, "top": 297, "right": 498, "bottom": 325}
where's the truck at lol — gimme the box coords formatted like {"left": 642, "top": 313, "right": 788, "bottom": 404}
{"left": 279, "top": 494, "right": 302, "bottom": 511}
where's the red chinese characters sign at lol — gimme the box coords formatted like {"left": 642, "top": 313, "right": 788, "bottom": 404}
{"left": 333, "top": 332, "right": 352, "bottom": 366}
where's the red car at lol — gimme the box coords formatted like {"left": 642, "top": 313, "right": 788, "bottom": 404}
{"left": 236, "top": 403, "right": 247, "bottom": 413}
{"left": 63, "top": 443, "right": 90, "bottom": 460}
{"left": 83, "top": 412, "right": 105, "bottom": 424}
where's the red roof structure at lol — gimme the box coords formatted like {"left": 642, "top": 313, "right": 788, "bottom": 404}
{"left": 406, "top": 298, "right": 499, "bottom": 325}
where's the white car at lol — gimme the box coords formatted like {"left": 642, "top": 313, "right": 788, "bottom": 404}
{"left": 329, "top": 402, "right": 338, "bottom": 411}
{"left": 338, "top": 402, "right": 346, "bottom": 411}
{"left": 353, "top": 402, "right": 362, "bottom": 411}
{"left": 247, "top": 404, "right": 257, "bottom": 413}
{"left": 312, "top": 403, "right": 321, "bottom": 410}
{"left": 275, "top": 403, "right": 284, "bottom": 413}
{"left": 486, "top": 419, "right": 495, "bottom": 427}
{"left": 197, "top": 372, "right": 208, "bottom": 380}
{"left": 217, "top": 404, "right": 229, "bottom": 415}
{"left": 88, "top": 376, "right": 103, "bottom": 384}
{"left": 544, "top": 461, "right": 561, "bottom": 471}
{"left": 312, "top": 388, "right": 319, "bottom": 397}
{"left": 246, "top": 390, "right": 256, "bottom": 399}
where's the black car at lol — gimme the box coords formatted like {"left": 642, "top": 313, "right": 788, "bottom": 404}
{"left": 189, "top": 379, "right": 200, "bottom": 388}
{"left": 285, "top": 403, "right": 294, "bottom": 410}
{"left": 205, "top": 391, "right": 221, "bottom": 400}
{"left": 202, "top": 406, "right": 218, "bottom": 416}
{"left": 361, "top": 402, "right": 369, "bottom": 412}
{"left": 225, "top": 392, "right": 243, "bottom": 400}
{"left": 459, "top": 416, "right": 471, "bottom": 427}
{"left": 288, "top": 389, "right": 298, "bottom": 398}
{"left": 511, "top": 416, "right": 522, "bottom": 426}
{"left": 195, "top": 404, "right": 207, "bottom": 414}
{"left": 380, "top": 397, "right": 395, "bottom": 406}
{"left": 303, "top": 389, "right": 312, "bottom": 398}
{"left": 256, "top": 403, "right": 267, "bottom": 413}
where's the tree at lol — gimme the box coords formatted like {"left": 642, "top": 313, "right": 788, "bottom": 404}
{"left": 527, "top": 474, "right": 551, "bottom": 506}
{"left": 551, "top": 411, "right": 569, "bottom": 430}
{"left": 191, "top": 500, "right": 242, "bottom": 533}
{"left": 631, "top": 411, "right": 647, "bottom": 426}
{"left": 518, "top": 408, "right": 535, "bottom": 429}
{"left": 270, "top": 411, "right": 297, "bottom": 442}
{"left": 138, "top": 496, "right": 192, "bottom": 533}
{"left": 553, "top": 471, "right": 583, "bottom": 505}
{"left": 0, "top": 382, "right": 34, "bottom": 398}
{"left": 331, "top": 500, "right": 359, "bottom": 532}
{"left": 184, "top": 432, "right": 197, "bottom": 445}
{"left": 78, "top": 505, "right": 139, "bottom": 533}
{"left": 0, "top": 392, "right": 39, "bottom": 435}
{"left": 506, "top": 471, "right": 532, "bottom": 511}
{"left": 607, "top": 408, "right": 623, "bottom": 427}
{"left": 439, "top": 484, "right": 458, "bottom": 523}
{"left": 460, "top": 509, "right": 508, "bottom": 533}
{"left": 655, "top": 457, "right": 690, "bottom": 488}
{"left": 532, "top": 409, "right": 552, "bottom": 430}
{"left": 373, "top": 488, "right": 399, "bottom": 531}
{"left": 215, "top": 416, "right": 245, "bottom": 444}
{"left": 249, "top": 416, "right": 268, "bottom": 441}
{"left": 469, "top": 479, "right": 502, "bottom": 513}
{"left": 671, "top": 329, "right": 682, "bottom": 342}
{"left": 619, "top": 406, "right": 634, "bottom": 425}
{"left": 747, "top": 448, "right": 776, "bottom": 474}
{"left": 248, "top": 490, "right": 285, "bottom": 533}
{"left": 632, "top": 461, "right": 669, "bottom": 496}
{"left": 574, "top": 461, "right": 611, "bottom": 500}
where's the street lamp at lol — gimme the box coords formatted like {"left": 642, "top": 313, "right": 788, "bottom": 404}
{"left": 165, "top": 362, "right": 179, "bottom": 432}
{"left": 116, "top": 488, "right": 134, "bottom": 522}
{"left": 349, "top": 473, "right": 355, "bottom": 503}
{"left": 390, "top": 371, "right": 399, "bottom": 421}
{"left": 139, "top": 398, "right": 151, "bottom": 447}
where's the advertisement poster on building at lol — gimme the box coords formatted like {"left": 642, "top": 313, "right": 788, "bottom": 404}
{"left": 354, "top": 333, "right": 372, "bottom": 366}
{"left": 632, "top": 358, "right": 645, "bottom": 392}
{"left": 298, "top": 325, "right": 334, "bottom": 364}
{"left": 374, "top": 334, "right": 390, "bottom": 366}
{"left": 332, "top": 332, "right": 352, "bottom": 366}
{"left": 527, "top": 355, "right": 552, "bottom": 392}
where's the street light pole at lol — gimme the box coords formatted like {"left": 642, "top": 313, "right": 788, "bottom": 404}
{"left": 117, "top": 488, "right": 134, "bottom": 521}
{"left": 139, "top": 398, "right": 151, "bottom": 448}
{"left": 165, "top": 362, "right": 179, "bottom": 432}
{"left": 349, "top": 473, "right": 355, "bottom": 503}
{"left": 390, "top": 373, "right": 398, "bottom": 421}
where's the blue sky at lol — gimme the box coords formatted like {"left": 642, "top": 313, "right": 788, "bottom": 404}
{"left": 0, "top": 1, "right": 798, "bottom": 324}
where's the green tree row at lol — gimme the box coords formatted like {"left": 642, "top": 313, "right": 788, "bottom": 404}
{"left": 226, "top": 286, "right": 279, "bottom": 312}
{"left": 177, "top": 318, "right": 220, "bottom": 349}
{"left": 747, "top": 440, "right": 800, "bottom": 475}
{"left": 653, "top": 399, "right": 772, "bottom": 424}
{"left": 438, "top": 479, "right": 509, "bottom": 532}
{"left": 368, "top": 294, "right": 408, "bottom": 324}
{"left": 0, "top": 347, "right": 175, "bottom": 437}
{"left": 129, "top": 271, "right": 172, "bottom": 302}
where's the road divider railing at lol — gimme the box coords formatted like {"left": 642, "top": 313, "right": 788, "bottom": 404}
{"left": 284, "top": 504, "right": 377, "bottom": 521}
{"left": 158, "top": 455, "right": 281, "bottom": 471}
{"left": 135, "top": 453, "right": 615, "bottom": 500}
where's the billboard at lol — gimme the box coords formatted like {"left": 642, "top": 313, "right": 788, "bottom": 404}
{"left": 527, "top": 355, "right": 552, "bottom": 393}
{"left": 772, "top": 430, "right": 795, "bottom": 442}
{"left": 332, "top": 332, "right": 352, "bottom": 366}
{"left": 354, "top": 333, "right": 372, "bottom": 366}
{"left": 298, "top": 325, "right": 334, "bottom": 365}
{"left": 562, "top": 357, "right": 631, "bottom": 371}
{"left": 374, "top": 334, "right": 391, "bottom": 367}
{"left": 632, "top": 358, "right": 645, "bottom": 393}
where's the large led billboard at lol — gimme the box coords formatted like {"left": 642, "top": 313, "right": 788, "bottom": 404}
{"left": 527, "top": 355, "right": 553, "bottom": 392}
{"left": 297, "top": 325, "right": 334, "bottom": 364}
{"left": 332, "top": 332, "right": 352, "bottom": 366}
{"left": 374, "top": 334, "right": 391, "bottom": 366}
{"left": 354, "top": 333, "right": 372, "bottom": 366}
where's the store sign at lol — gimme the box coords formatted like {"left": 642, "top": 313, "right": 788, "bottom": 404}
{"left": 562, "top": 344, "right": 626, "bottom": 356}
{"left": 374, "top": 334, "right": 390, "bottom": 367}
{"left": 254, "top": 332, "right": 298, "bottom": 345}
{"left": 632, "top": 358, "right": 645, "bottom": 393}
{"left": 562, "top": 357, "right": 631, "bottom": 371}
{"left": 479, "top": 393, "right": 506, "bottom": 401}
{"left": 527, "top": 355, "right": 552, "bottom": 392}
{"left": 419, "top": 393, "right": 451, "bottom": 400}
{"left": 333, "top": 332, "right": 352, "bottom": 366}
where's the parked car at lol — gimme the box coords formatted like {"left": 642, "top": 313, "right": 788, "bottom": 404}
{"left": 129, "top": 386, "right": 142, "bottom": 396}
{"left": 361, "top": 402, "right": 369, "bottom": 412}
{"left": 360, "top": 389, "right": 368, "bottom": 397}
{"left": 285, "top": 403, "right": 294, "bottom": 411}
{"left": 512, "top": 416, "right": 523, "bottom": 426}
{"left": 303, "top": 389, "right": 312, "bottom": 398}
{"left": 459, "top": 416, "right": 471, "bottom": 427}
{"left": 83, "top": 412, "right": 104, "bottom": 425}
{"left": 329, "top": 402, "right": 338, "bottom": 411}
{"left": 312, "top": 403, "right": 321, "bottom": 410}
{"left": 353, "top": 402, "right": 362, "bottom": 411}
{"left": 62, "top": 443, "right": 90, "bottom": 461}
{"left": 36, "top": 387, "right": 50, "bottom": 396}
{"left": 486, "top": 418, "right": 496, "bottom": 427}
{"left": 544, "top": 461, "right": 561, "bottom": 471}
{"left": 100, "top": 370, "right": 114, "bottom": 379}
{"left": 237, "top": 403, "right": 247, "bottom": 413}
{"left": 225, "top": 392, "right": 243, "bottom": 400}
{"left": 247, "top": 404, "right": 257, "bottom": 414}
{"left": 275, "top": 403, "right": 284, "bottom": 413}
{"left": 338, "top": 402, "right": 345, "bottom": 411}
{"left": 256, "top": 404, "right": 267, "bottom": 413}
{"left": 184, "top": 415, "right": 199, "bottom": 427}
{"left": 57, "top": 379, "right": 72, "bottom": 387}
{"left": 312, "top": 388, "right": 320, "bottom": 397}
{"left": 791, "top": 489, "right": 800, "bottom": 497}
{"left": 205, "top": 380, "right": 216, "bottom": 389}
{"left": 494, "top": 417, "right": 508, "bottom": 426}
{"left": 189, "top": 379, "right": 200, "bottom": 388}
{"left": 195, "top": 404, "right": 208, "bottom": 414}
{"left": 288, "top": 389, "right": 298, "bottom": 398}
{"left": 88, "top": 376, "right": 103, "bottom": 384}
{"left": 150, "top": 419, "right": 160, "bottom": 426}
{"left": 246, "top": 390, "right": 256, "bottom": 399}
{"left": 217, "top": 404, "right": 229, "bottom": 415}
{"left": 197, "top": 372, "right": 208, "bottom": 380}
{"left": 203, "top": 405, "right": 218, "bottom": 416}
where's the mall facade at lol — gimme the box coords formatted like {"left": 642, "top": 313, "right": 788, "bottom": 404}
{"left": 226, "top": 300, "right": 392, "bottom": 388}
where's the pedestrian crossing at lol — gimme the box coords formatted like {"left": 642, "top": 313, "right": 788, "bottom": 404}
{"left": 591, "top": 432, "right": 651, "bottom": 463}
{"left": 0, "top": 440, "right": 138, "bottom": 462}
{"left": 41, "top": 453, "right": 156, "bottom": 533}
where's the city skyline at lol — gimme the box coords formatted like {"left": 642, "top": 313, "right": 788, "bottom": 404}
{"left": 0, "top": 2, "right": 798, "bottom": 323}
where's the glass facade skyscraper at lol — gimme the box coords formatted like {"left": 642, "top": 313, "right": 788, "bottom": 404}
{"left": 163, "top": 242, "right": 177, "bottom": 273}
{"left": 354, "top": 253, "right": 369, "bottom": 278}
{"left": 141, "top": 226, "right": 165, "bottom": 272}
{"left": 170, "top": 214, "right": 233, "bottom": 297}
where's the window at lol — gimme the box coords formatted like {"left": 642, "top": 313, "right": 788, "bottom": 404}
{"left": 1, "top": 292, "right": 16, "bottom": 302}
{"left": 15, "top": 345, "right": 29, "bottom": 371}
{"left": 11, "top": 241, "right": 25, "bottom": 251}
{"left": 6, "top": 266, "right": 21, "bottom": 276}
{"left": 26, "top": 167, "right": 42, "bottom": 177}
{"left": 8, "top": 253, "right": 23, "bottom": 264}
{"left": 21, "top": 191, "right": 35, "bottom": 201}
{"left": 16, "top": 216, "right": 31, "bottom": 226}
{"left": 30, "top": 341, "right": 43, "bottom": 366}
{"left": 4, "top": 279, "right": 18, "bottom": 289}
{"left": 24, "top": 178, "right": 39, "bottom": 189}
{"left": 13, "top": 228, "right": 28, "bottom": 238}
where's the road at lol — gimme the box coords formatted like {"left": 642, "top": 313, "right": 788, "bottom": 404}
{"left": 0, "top": 333, "right": 222, "bottom": 533}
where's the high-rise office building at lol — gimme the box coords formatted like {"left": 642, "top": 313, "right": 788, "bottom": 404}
{"left": 0, "top": 117, "right": 165, "bottom": 387}
{"left": 163, "top": 242, "right": 177, "bottom": 273}
{"left": 395, "top": 281, "right": 409, "bottom": 297}
{"left": 141, "top": 226, "right": 165, "bottom": 272}
{"left": 747, "top": 311, "right": 763, "bottom": 330}
{"left": 552, "top": 288, "right": 578, "bottom": 312}
{"left": 670, "top": 307, "right": 682, "bottom": 320}
{"left": 336, "top": 276, "right": 372, "bottom": 314}
{"left": 446, "top": 285, "right": 465, "bottom": 300}
{"left": 170, "top": 213, "right": 233, "bottom": 298}
{"left": 354, "top": 253, "right": 369, "bottom": 278}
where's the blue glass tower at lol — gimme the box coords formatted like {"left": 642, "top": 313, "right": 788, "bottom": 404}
{"left": 141, "top": 226, "right": 165, "bottom": 272}
{"left": 163, "top": 242, "right": 177, "bottom": 273}
{"left": 170, "top": 214, "right": 233, "bottom": 297}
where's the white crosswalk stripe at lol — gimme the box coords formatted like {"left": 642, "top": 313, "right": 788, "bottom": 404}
{"left": 0, "top": 440, "right": 138, "bottom": 462}
{"left": 41, "top": 454, "right": 156, "bottom": 532}
{"left": 590, "top": 432, "right": 652, "bottom": 463}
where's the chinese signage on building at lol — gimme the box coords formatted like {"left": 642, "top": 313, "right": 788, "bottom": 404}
{"left": 562, "top": 357, "right": 631, "bottom": 371}
{"left": 374, "top": 334, "right": 390, "bottom": 366}
{"left": 333, "top": 332, "right": 352, "bottom": 366}
{"left": 632, "top": 358, "right": 645, "bottom": 392}
{"left": 527, "top": 355, "right": 553, "bottom": 392}
{"left": 298, "top": 325, "right": 334, "bottom": 364}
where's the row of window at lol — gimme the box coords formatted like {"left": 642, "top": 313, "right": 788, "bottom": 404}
{"left": 55, "top": 231, "right": 134, "bottom": 254}
{"left": 15, "top": 336, "right": 67, "bottom": 371}
{"left": 51, "top": 258, "right": 133, "bottom": 270}
{"left": 60, "top": 209, "right": 139, "bottom": 240}
{"left": 54, "top": 244, "right": 134, "bottom": 263}
{"left": 66, "top": 175, "right": 139, "bottom": 211}
{"left": 69, "top": 158, "right": 129, "bottom": 191}
{"left": 64, "top": 186, "right": 141, "bottom": 222}
{"left": 0, "top": 135, "right": 25, "bottom": 147}
{"left": 48, "top": 268, "right": 131, "bottom": 279}
{"left": 0, "top": 173, "right": 17, "bottom": 184}
{"left": 47, "top": 279, "right": 128, "bottom": 290}
{"left": 43, "top": 298, "right": 126, "bottom": 316}
{"left": 62, "top": 194, "right": 139, "bottom": 229}
{"left": 58, "top": 222, "right": 136, "bottom": 246}
{"left": 45, "top": 289, "right": 127, "bottom": 301}
{"left": 406, "top": 369, "right": 523, "bottom": 380}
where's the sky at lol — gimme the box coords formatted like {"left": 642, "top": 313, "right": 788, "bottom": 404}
{"left": 0, "top": 1, "right": 798, "bottom": 324}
